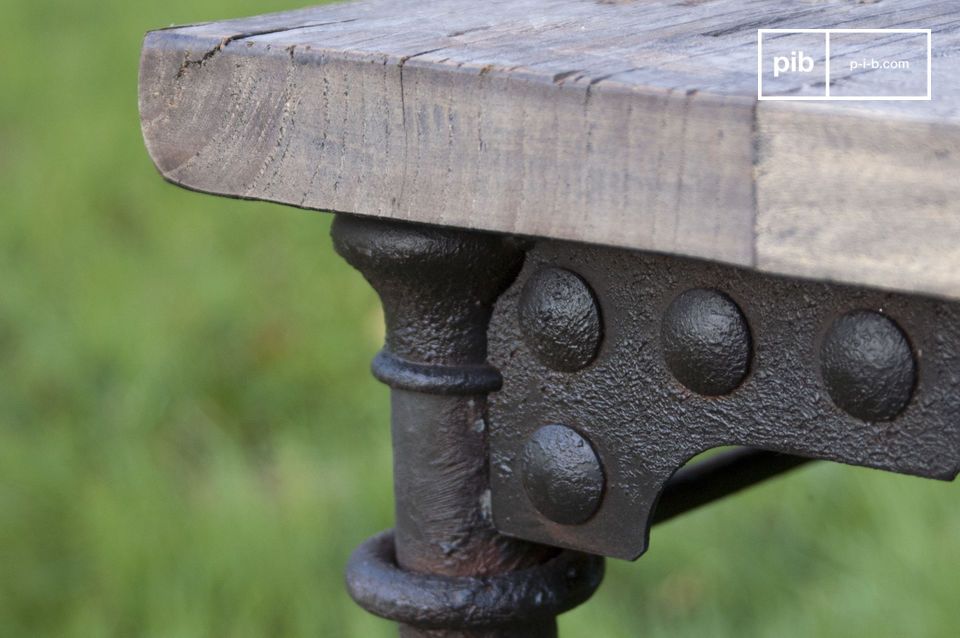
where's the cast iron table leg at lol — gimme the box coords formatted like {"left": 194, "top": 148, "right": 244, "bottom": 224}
{"left": 333, "top": 215, "right": 604, "bottom": 637}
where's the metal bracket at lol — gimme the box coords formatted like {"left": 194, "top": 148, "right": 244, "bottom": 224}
{"left": 488, "top": 240, "right": 960, "bottom": 559}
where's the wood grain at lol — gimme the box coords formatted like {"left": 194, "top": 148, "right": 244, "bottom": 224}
{"left": 139, "top": 0, "right": 960, "bottom": 300}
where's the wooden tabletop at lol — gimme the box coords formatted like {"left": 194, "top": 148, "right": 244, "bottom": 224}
{"left": 139, "top": 0, "right": 960, "bottom": 301}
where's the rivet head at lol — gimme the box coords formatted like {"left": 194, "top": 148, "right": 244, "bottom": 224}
{"left": 521, "top": 425, "right": 604, "bottom": 525}
{"left": 518, "top": 268, "right": 601, "bottom": 372}
{"left": 820, "top": 310, "right": 915, "bottom": 421}
{"left": 661, "top": 289, "right": 752, "bottom": 396}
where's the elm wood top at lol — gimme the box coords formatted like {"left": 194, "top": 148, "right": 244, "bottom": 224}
{"left": 139, "top": 0, "right": 960, "bottom": 301}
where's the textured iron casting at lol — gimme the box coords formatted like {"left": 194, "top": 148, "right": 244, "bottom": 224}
{"left": 819, "top": 310, "right": 916, "bottom": 421}
{"left": 521, "top": 424, "right": 606, "bottom": 526}
{"left": 661, "top": 288, "right": 752, "bottom": 396}
{"left": 331, "top": 213, "right": 957, "bottom": 632}
{"left": 346, "top": 530, "right": 603, "bottom": 631}
{"left": 332, "top": 215, "right": 603, "bottom": 637}
{"left": 488, "top": 240, "right": 960, "bottom": 559}
{"left": 518, "top": 268, "right": 602, "bottom": 372}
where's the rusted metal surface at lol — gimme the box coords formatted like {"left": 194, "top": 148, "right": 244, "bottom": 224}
{"left": 488, "top": 240, "right": 960, "bottom": 559}
{"left": 333, "top": 215, "right": 603, "bottom": 636}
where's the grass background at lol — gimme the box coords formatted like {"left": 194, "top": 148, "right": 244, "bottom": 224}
{"left": 1, "top": 1, "right": 957, "bottom": 636}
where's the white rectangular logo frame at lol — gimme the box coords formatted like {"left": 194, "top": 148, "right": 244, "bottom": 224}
{"left": 757, "top": 28, "right": 932, "bottom": 101}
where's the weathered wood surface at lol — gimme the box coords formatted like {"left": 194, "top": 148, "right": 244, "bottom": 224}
{"left": 139, "top": 0, "right": 960, "bottom": 300}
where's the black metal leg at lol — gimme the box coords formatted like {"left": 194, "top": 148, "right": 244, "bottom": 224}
{"left": 332, "top": 215, "right": 603, "bottom": 637}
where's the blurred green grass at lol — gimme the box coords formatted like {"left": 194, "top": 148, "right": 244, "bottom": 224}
{"left": 0, "top": 1, "right": 957, "bottom": 636}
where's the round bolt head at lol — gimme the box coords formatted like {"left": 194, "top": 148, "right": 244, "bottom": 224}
{"left": 661, "top": 289, "right": 752, "bottom": 396}
{"left": 518, "top": 268, "right": 601, "bottom": 372}
{"left": 521, "top": 424, "right": 605, "bottom": 526}
{"left": 820, "top": 310, "right": 915, "bottom": 421}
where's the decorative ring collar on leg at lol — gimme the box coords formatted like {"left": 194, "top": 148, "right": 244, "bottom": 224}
{"left": 372, "top": 349, "right": 503, "bottom": 395}
{"left": 345, "top": 530, "right": 604, "bottom": 630}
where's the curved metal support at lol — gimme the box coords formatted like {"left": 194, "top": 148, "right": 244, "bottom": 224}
{"left": 652, "top": 448, "right": 813, "bottom": 526}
